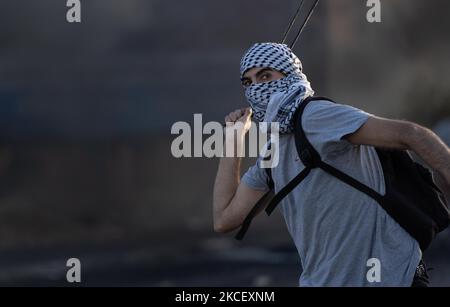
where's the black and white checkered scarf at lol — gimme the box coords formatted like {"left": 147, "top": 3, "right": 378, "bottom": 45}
{"left": 240, "top": 43, "right": 314, "bottom": 134}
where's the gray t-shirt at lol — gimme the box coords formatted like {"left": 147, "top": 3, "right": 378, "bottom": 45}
{"left": 242, "top": 100, "right": 421, "bottom": 287}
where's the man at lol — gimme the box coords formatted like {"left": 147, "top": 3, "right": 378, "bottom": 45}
{"left": 212, "top": 42, "right": 450, "bottom": 287}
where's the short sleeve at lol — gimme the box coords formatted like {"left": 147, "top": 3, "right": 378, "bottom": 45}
{"left": 302, "top": 100, "right": 371, "bottom": 156}
{"left": 241, "top": 159, "right": 270, "bottom": 192}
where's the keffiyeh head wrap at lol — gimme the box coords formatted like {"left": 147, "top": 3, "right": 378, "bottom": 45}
{"left": 240, "top": 42, "right": 314, "bottom": 134}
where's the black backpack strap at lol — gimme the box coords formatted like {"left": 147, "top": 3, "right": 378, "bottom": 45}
{"left": 265, "top": 96, "right": 384, "bottom": 215}
{"left": 235, "top": 96, "right": 385, "bottom": 240}
{"left": 235, "top": 188, "right": 274, "bottom": 240}
{"left": 317, "top": 161, "right": 383, "bottom": 202}
{"left": 265, "top": 168, "right": 274, "bottom": 190}
{"left": 292, "top": 96, "right": 326, "bottom": 168}
{"left": 293, "top": 96, "right": 384, "bottom": 202}
{"left": 234, "top": 162, "right": 275, "bottom": 240}
{"left": 295, "top": 97, "right": 382, "bottom": 201}
{"left": 235, "top": 96, "right": 329, "bottom": 239}
{"left": 264, "top": 96, "right": 328, "bottom": 216}
{"left": 265, "top": 167, "right": 311, "bottom": 215}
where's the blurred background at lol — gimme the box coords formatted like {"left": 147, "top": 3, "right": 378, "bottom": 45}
{"left": 0, "top": 0, "right": 449, "bottom": 286}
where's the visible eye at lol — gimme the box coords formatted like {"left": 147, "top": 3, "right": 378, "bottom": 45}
{"left": 242, "top": 79, "right": 252, "bottom": 87}
{"left": 260, "top": 72, "right": 272, "bottom": 82}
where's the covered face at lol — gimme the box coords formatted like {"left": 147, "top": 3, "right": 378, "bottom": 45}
{"left": 240, "top": 42, "right": 303, "bottom": 78}
{"left": 239, "top": 42, "right": 314, "bottom": 133}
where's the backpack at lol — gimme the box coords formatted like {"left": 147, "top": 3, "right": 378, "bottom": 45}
{"left": 235, "top": 97, "right": 450, "bottom": 251}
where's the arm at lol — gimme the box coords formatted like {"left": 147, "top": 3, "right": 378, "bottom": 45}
{"left": 345, "top": 116, "right": 450, "bottom": 201}
{"left": 213, "top": 108, "right": 268, "bottom": 233}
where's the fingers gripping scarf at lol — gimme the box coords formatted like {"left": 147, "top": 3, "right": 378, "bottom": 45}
{"left": 240, "top": 43, "right": 314, "bottom": 134}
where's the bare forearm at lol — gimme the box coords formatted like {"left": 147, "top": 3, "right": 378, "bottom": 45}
{"left": 212, "top": 128, "right": 245, "bottom": 226}
{"left": 406, "top": 124, "right": 450, "bottom": 186}
{"left": 213, "top": 156, "right": 241, "bottom": 219}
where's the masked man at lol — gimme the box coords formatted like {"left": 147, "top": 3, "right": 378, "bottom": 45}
{"left": 212, "top": 42, "right": 450, "bottom": 287}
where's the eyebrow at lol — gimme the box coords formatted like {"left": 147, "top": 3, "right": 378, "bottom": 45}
{"left": 241, "top": 68, "right": 275, "bottom": 82}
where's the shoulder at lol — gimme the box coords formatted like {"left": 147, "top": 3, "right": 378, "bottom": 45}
{"left": 302, "top": 99, "right": 369, "bottom": 125}
{"left": 303, "top": 99, "right": 351, "bottom": 116}
{"left": 303, "top": 99, "right": 336, "bottom": 112}
{"left": 302, "top": 99, "right": 342, "bottom": 122}
{"left": 299, "top": 98, "right": 372, "bottom": 155}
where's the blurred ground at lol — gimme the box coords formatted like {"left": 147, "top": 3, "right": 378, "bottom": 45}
{"left": 0, "top": 230, "right": 448, "bottom": 287}
{"left": 0, "top": 137, "right": 449, "bottom": 287}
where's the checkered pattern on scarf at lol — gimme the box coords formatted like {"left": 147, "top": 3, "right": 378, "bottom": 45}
{"left": 240, "top": 43, "right": 303, "bottom": 77}
{"left": 240, "top": 42, "right": 314, "bottom": 134}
